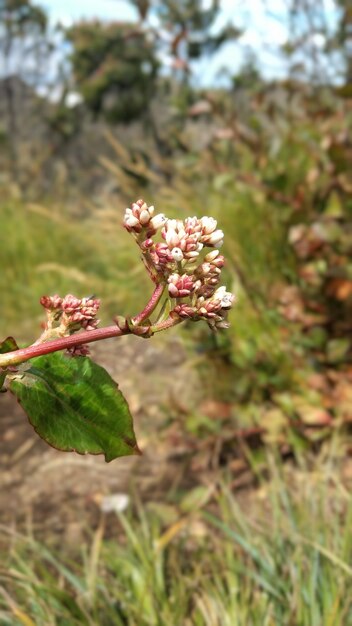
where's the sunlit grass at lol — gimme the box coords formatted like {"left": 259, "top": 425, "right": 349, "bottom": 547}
{"left": 0, "top": 201, "right": 148, "bottom": 342}
{"left": 0, "top": 451, "right": 351, "bottom": 626}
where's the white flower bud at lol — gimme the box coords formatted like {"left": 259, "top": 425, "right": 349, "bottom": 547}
{"left": 204, "top": 250, "right": 220, "bottom": 262}
{"left": 186, "top": 250, "right": 201, "bottom": 258}
{"left": 171, "top": 247, "right": 184, "bottom": 261}
{"left": 208, "top": 229, "right": 224, "bottom": 245}
{"left": 215, "top": 319, "right": 230, "bottom": 329}
{"left": 168, "top": 283, "right": 179, "bottom": 297}
{"left": 125, "top": 215, "right": 139, "bottom": 228}
{"left": 201, "top": 216, "right": 217, "bottom": 234}
{"left": 139, "top": 209, "right": 151, "bottom": 225}
{"left": 166, "top": 230, "right": 180, "bottom": 248}
{"left": 149, "top": 213, "right": 167, "bottom": 230}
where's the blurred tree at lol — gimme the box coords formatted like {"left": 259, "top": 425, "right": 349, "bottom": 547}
{"left": 333, "top": 0, "right": 352, "bottom": 85}
{"left": 280, "top": 0, "right": 352, "bottom": 87}
{"left": 0, "top": 0, "right": 50, "bottom": 177}
{"left": 66, "top": 20, "right": 159, "bottom": 124}
{"left": 232, "top": 52, "right": 262, "bottom": 91}
{"left": 151, "top": 0, "right": 241, "bottom": 85}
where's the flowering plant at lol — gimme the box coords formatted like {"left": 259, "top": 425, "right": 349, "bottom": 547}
{"left": 0, "top": 200, "right": 234, "bottom": 461}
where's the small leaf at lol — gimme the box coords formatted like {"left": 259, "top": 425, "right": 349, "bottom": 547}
{"left": 0, "top": 336, "right": 19, "bottom": 391}
{"left": 9, "top": 353, "right": 140, "bottom": 462}
{"left": 0, "top": 336, "right": 19, "bottom": 354}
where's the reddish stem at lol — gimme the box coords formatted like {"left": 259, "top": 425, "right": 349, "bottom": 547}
{"left": 0, "top": 325, "right": 130, "bottom": 366}
{"left": 131, "top": 283, "right": 165, "bottom": 325}
{"left": 0, "top": 284, "right": 176, "bottom": 368}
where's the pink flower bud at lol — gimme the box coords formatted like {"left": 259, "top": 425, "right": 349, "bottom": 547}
{"left": 123, "top": 199, "right": 155, "bottom": 233}
{"left": 168, "top": 273, "right": 195, "bottom": 298}
{"left": 62, "top": 294, "right": 82, "bottom": 313}
{"left": 70, "top": 311, "right": 85, "bottom": 322}
{"left": 40, "top": 294, "right": 62, "bottom": 310}
{"left": 213, "top": 255, "right": 225, "bottom": 268}
{"left": 184, "top": 216, "right": 202, "bottom": 234}
{"left": 204, "top": 250, "right": 225, "bottom": 268}
{"left": 173, "top": 304, "right": 198, "bottom": 319}
{"left": 142, "top": 238, "right": 154, "bottom": 250}
{"left": 81, "top": 319, "right": 100, "bottom": 330}
{"left": 197, "top": 262, "right": 212, "bottom": 276}
{"left": 149, "top": 242, "right": 174, "bottom": 269}
{"left": 67, "top": 344, "right": 91, "bottom": 357}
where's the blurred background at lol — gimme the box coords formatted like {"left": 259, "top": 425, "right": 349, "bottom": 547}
{"left": 0, "top": 1, "right": 352, "bottom": 624}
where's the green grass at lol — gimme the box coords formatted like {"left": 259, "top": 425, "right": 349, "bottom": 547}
{"left": 1, "top": 450, "right": 351, "bottom": 626}
{"left": 0, "top": 201, "right": 149, "bottom": 342}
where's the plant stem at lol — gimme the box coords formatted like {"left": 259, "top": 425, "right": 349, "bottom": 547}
{"left": 131, "top": 283, "right": 165, "bottom": 325}
{"left": 0, "top": 325, "right": 130, "bottom": 367}
{"left": 151, "top": 316, "right": 182, "bottom": 334}
{"left": 0, "top": 284, "right": 175, "bottom": 368}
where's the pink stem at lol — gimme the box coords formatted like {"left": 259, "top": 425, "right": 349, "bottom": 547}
{"left": 0, "top": 325, "right": 130, "bottom": 367}
{"left": 131, "top": 283, "right": 165, "bottom": 325}
{"left": 0, "top": 284, "right": 173, "bottom": 368}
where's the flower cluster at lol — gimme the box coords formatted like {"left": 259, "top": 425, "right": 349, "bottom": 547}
{"left": 123, "top": 200, "right": 234, "bottom": 330}
{"left": 124, "top": 199, "right": 167, "bottom": 236}
{"left": 40, "top": 294, "right": 100, "bottom": 354}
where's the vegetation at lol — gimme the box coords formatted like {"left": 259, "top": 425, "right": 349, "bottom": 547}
{"left": 1, "top": 451, "right": 352, "bottom": 626}
{"left": 0, "top": 0, "right": 352, "bottom": 623}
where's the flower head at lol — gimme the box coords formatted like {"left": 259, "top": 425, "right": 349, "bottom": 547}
{"left": 123, "top": 199, "right": 163, "bottom": 235}
{"left": 168, "top": 273, "right": 195, "bottom": 298}
{"left": 124, "top": 199, "right": 234, "bottom": 330}
{"left": 162, "top": 219, "right": 203, "bottom": 261}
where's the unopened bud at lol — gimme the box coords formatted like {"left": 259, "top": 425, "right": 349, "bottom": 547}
{"left": 171, "top": 247, "right": 184, "bottom": 261}
{"left": 139, "top": 209, "right": 151, "bottom": 225}
{"left": 200, "top": 216, "right": 217, "bottom": 235}
{"left": 204, "top": 250, "right": 220, "bottom": 262}
{"left": 166, "top": 230, "right": 180, "bottom": 248}
{"left": 173, "top": 304, "right": 197, "bottom": 319}
{"left": 149, "top": 213, "right": 167, "bottom": 231}
{"left": 168, "top": 273, "right": 194, "bottom": 298}
{"left": 142, "top": 238, "right": 154, "bottom": 249}
{"left": 202, "top": 229, "right": 224, "bottom": 247}
{"left": 67, "top": 344, "right": 91, "bottom": 357}
{"left": 40, "top": 294, "right": 62, "bottom": 310}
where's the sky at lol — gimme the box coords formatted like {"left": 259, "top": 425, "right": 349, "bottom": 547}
{"left": 34, "top": 0, "right": 341, "bottom": 88}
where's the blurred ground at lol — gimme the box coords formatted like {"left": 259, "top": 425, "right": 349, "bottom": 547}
{"left": 0, "top": 333, "right": 200, "bottom": 541}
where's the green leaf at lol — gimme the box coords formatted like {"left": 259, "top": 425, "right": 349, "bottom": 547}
{"left": 0, "top": 336, "right": 19, "bottom": 391}
{"left": 9, "top": 353, "right": 140, "bottom": 462}
{"left": 0, "top": 336, "right": 19, "bottom": 354}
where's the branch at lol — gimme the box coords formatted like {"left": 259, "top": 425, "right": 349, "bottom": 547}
{"left": 131, "top": 283, "right": 165, "bottom": 325}
{"left": 0, "top": 325, "right": 130, "bottom": 367}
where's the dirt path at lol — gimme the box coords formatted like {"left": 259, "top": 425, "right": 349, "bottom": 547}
{"left": 0, "top": 333, "right": 200, "bottom": 541}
